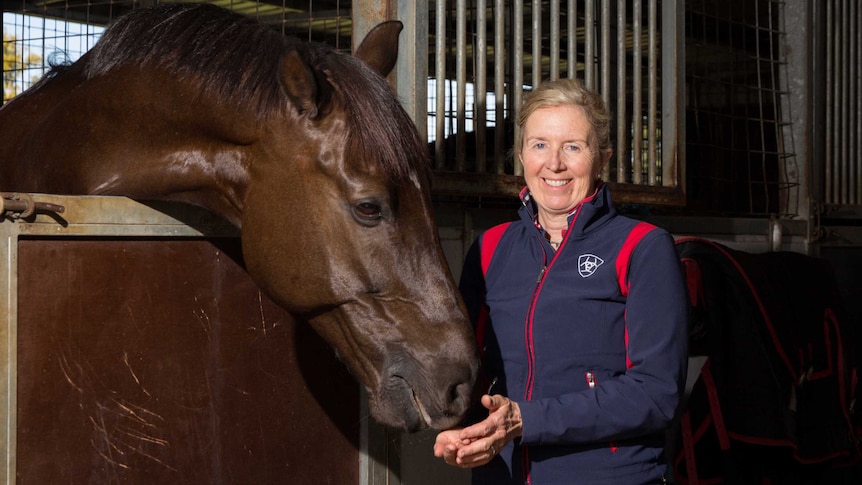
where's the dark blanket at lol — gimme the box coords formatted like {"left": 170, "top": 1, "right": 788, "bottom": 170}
{"left": 673, "top": 237, "right": 859, "bottom": 484}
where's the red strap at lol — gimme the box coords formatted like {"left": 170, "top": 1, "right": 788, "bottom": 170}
{"left": 476, "top": 222, "right": 511, "bottom": 356}
{"left": 481, "top": 222, "right": 512, "bottom": 277}
{"left": 675, "top": 236, "right": 797, "bottom": 382}
{"left": 701, "top": 359, "right": 731, "bottom": 451}
{"left": 681, "top": 411, "right": 699, "bottom": 484}
{"left": 615, "top": 222, "right": 656, "bottom": 369}
{"left": 615, "top": 222, "right": 657, "bottom": 297}
{"left": 681, "top": 257, "right": 705, "bottom": 308}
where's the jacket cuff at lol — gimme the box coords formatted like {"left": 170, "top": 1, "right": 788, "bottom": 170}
{"left": 517, "top": 400, "right": 542, "bottom": 444}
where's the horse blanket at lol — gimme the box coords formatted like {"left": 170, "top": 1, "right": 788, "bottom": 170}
{"left": 673, "top": 237, "right": 860, "bottom": 484}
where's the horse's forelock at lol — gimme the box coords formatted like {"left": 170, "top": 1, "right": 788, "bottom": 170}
{"left": 327, "top": 54, "right": 429, "bottom": 184}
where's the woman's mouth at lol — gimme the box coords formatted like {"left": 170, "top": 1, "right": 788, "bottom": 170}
{"left": 544, "top": 178, "right": 571, "bottom": 187}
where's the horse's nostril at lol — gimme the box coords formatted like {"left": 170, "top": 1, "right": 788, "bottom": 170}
{"left": 448, "top": 383, "right": 461, "bottom": 403}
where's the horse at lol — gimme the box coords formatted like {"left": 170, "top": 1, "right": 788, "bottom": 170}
{"left": 0, "top": 3, "right": 478, "bottom": 435}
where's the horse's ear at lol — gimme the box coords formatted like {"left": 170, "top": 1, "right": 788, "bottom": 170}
{"left": 354, "top": 20, "right": 403, "bottom": 77}
{"left": 280, "top": 49, "right": 320, "bottom": 118}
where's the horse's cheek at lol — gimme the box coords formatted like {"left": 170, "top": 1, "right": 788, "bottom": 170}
{"left": 239, "top": 204, "right": 313, "bottom": 313}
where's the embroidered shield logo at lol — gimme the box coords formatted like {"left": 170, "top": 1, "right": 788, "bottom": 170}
{"left": 578, "top": 254, "right": 604, "bottom": 277}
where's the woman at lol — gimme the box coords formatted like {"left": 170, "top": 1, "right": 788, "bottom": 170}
{"left": 434, "top": 78, "right": 688, "bottom": 484}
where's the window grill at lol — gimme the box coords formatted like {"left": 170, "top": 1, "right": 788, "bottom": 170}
{"left": 684, "top": 0, "right": 798, "bottom": 217}
{"left": 822, "top": 0, "right": 862, "bottom": 207}
{"left": 2, "top": 0, "right": 804, "bottom": 216}
{"left": 428, "top": 0, "right": 684, "bottom": 206}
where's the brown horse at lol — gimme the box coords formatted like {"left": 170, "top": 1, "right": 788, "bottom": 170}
{"left": 0, "top": 4, "right": 477, "bottom": 432}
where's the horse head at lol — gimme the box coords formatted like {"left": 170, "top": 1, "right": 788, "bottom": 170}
{"left": 240, "top": 22, "right": 478, "bottom": 431}
{"left": 0, "top": 4, "right": 478, "bottom": 433}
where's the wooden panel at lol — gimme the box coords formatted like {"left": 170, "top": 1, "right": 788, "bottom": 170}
{"left": 16, "top": 237, "right": 359, "bottom": 484}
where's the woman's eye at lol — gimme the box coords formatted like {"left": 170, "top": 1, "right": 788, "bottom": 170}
{"left": 534, "top": 142, "right": 547, "bottom": 150}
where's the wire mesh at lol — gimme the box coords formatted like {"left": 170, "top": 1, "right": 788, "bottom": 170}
{"left": 685, "top": 0, "right": 797, "bottom": 217}
{"left": 2, "top": 0, "right": 350, "bottom": 103}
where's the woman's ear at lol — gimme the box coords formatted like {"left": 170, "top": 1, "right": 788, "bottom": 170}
{"left": 596, "top": 148, "right": 613, "bottom": 176}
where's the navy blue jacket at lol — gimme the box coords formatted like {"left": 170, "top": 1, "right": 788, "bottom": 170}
{"left": 461, "top": 183, "right": 688, "bottom": 484}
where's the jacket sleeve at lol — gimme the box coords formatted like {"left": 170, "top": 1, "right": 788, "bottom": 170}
{"left": 458, "top": 236, "right": 499, "bottom": 425}
{"left": 518, "top": 231, "right": 689, "bottom": 445}
{"left": 459, "top": 237, "right": 487, "bottom": 328}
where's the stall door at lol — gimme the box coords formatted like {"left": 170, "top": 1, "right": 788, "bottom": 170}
{"left": 15, "top": 237, "right": 359, "bottom": 484}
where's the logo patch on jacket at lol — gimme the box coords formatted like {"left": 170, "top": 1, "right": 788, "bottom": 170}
{"left": 578, "top": 254, "right": 604, "bottom": 277}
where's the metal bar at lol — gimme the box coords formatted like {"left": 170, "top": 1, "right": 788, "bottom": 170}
{"left": 550, "top": 0, "right": 560, "bottom": 81}
{"left": 840, "top": 0, "right": 850, "bottom": 204}
{"left": 393, "top": 0, "right": 428, "bottom": 138}
{"left": 600, "top": 0, "right": 611, "bottom": 180}
{"left": 853, "top": 0, "right": 860, "bottom": 204}
{"left": 632, "top": 0, "right": 643, "bottom": 185}
{"left": 514, "top": 0, "right": 524, "bottom": 176}
{"left": 434, "top": 0, "right": 447, "bottom": 170}
{"left": 476, "top": 0, "right": 488, "bottom": 172}
{"left": 494, "top": 0, "right": 506, "bottom": 174}
{"left": 600, "top": 0, "right": 611, "bottom": 102}
{"left": 808, "top": 0, "right": 827, "bottom": 211}
{"left": 857, "top": 0, "right": 862, "bottom": 204}
{"left": 779, "top": 0, "right": 805, "bottom": 218}
{"left": 0, "top": 223, "right": 18, "bottom": 483}
{"left": 826, "top": 0, "right": 834, "bottom": 202}
{"left": 532, "top": 0, "right": 542, "bottom": 87}
{"left": 616, "top": 0, "right": 627, "bottom": 183}
{"left": 754, "top": 0, "right": 767, "bottom": 213}
{"left": 585, "top": 0, "right": 595, "bottom": 89}
{"left": 662, "top": 0, "right": 683, "bottom": 188}
{"left": 456, "top": 0, "right": 468, "bottom": 171}
{"left": 648, "top": 0, "right": 657, "bottom": 185}
{"left": 567, "top": 0, "right": 576, "bottom": 78}
{"left": 835, "top": 0, "right": 847, "bottom": 204}
{"left": 838, "top": 0, "right": 855, "bottom": 204}
{"left": 768, "top": 0, "right": 785, "bottom": 213}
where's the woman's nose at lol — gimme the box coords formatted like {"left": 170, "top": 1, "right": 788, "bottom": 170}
{"left": 546, "top": 148, "right": 563, "bottom": 171}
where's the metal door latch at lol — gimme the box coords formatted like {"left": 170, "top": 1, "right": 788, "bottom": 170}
{"left": 1, "top": 192, "right": 65, "bottom": 221}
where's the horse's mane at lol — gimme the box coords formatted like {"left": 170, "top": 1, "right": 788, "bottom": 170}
{"left": 78, "top": 3, "right": 425, "bottom": 182}
{"left": 83, "top": 4, "right": 286, "bottom": 114}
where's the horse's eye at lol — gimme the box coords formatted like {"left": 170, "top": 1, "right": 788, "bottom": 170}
{"left": 352, "top": 200, "right": 383, "bottom": 226}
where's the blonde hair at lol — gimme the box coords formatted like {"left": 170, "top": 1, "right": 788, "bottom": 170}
{"left": 515, "top": 78, "right": 611, "bottom": 155}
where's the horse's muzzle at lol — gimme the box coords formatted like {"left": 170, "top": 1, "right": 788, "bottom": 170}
{"left": 373, "top": 354, "right": 476, "bottom": 432}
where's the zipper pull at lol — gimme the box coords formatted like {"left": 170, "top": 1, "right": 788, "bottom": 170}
{"left": 486, "top": 376, "right": 498, "bottom": 395}
{"left": 536, "top": 266, "right": 546, "bottom": 283}
{"left": 585, "top": 371, "right": 596, "bottom": 389}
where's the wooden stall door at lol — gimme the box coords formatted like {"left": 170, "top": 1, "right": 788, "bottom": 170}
{"left": 16, "top": 238, "right": 359, "bottom": 484}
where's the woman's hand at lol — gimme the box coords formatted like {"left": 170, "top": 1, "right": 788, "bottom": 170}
{"left": 433, "top": 394, "right": 523, "bottom": 468}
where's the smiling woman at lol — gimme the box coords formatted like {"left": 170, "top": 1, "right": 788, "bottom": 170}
{"left": 518, "top": 103, "right": 612, "bottom": 242}
{"left": 434, "top": 78, "right": 689, "bottom": 485}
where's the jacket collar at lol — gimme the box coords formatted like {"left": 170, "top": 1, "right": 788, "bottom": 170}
{"left": 518, "top": 181, "right": 616, "bottom": 237}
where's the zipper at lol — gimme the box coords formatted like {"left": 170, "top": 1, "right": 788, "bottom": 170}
{"left": 523, "top": 263, "right": 545, "bottom": 402}
{"left": 523, "top": 230, "right": 551, "bottom": 403}
{"left": 521, "top": 206, "right": 583, "bottom": 485}
{"left": 586, "top": 371, "right": 619, "bottom": 453}
{"left": 535, "top": 266, "right": 546, "bottom": 283}
{"left": 524, "top": 211, "right": 573, "bottom": 402}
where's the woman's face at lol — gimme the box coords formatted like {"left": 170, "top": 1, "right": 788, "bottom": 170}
{"left": 519, "top": 104, "right": 611, "bottom": 220}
